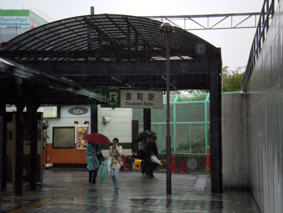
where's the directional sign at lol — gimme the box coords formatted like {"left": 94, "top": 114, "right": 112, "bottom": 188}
{"left": 101, "top": 89, "right": 163, "bottom": 109}
{"left": 101, "top": 89, "right": 120, "bottom": 108}
{"left": 121, "top": 90, "right": 163, "bottom": 109}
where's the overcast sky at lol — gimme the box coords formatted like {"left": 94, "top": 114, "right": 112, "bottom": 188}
{"left": 1, "top": 0, "right": 264, "bottom": 70}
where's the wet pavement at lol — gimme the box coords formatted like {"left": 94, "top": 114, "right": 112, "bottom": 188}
{"left": 1, "top": 169, "right": 260, "bottom": 213}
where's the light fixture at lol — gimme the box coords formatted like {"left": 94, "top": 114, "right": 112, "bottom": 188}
{"left": 74, "top": 121, "right": 78, "bottom": 125}
{"left": 84, "top": 121, "right": 89, "bottom": 125}
{"left": 103, "top": 116, "right": 110, "bottom": 124}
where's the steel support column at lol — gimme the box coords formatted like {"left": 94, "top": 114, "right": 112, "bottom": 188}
{"left": 0, "top": 102, "right": 7, "bottom": 191}
{"left": 15, "top": 103, "right": 24, "bottom": 196}
{"left": 143, "top": 109, "right": 151, "bottom": 131}
{"left": 91, "top": 104, "right": 98, "bottom": 133}
{"left": 165, "top": 32, "right": 172, "bottom": 195}
{"left": 0, "top": 116, "right": 2, "bottom": 210}
{"left": 209, "top": 71, "right": 223, "bottom": 193}
{"left": 160, "top": 22, "right": 174, "bottom": 195}
{"left": 27, "top": 104, "right": 40, "bottom": 191}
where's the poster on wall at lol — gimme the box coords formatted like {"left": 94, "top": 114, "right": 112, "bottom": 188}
{"left": 53, "top": 127, "right": 75, "bottom": 148}
{"left": 76, "top": 125, "right": 88, "bottom": 149}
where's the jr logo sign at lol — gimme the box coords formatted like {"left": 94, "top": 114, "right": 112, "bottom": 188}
{"left": 109, "top": 92, "right": 119, "bottom": 102}
{"left": 101, "top": 90, "right": 120, "bottom": 108}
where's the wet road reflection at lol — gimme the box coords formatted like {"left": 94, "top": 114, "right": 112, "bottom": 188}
{"left": 1, "top": 170, "right": 260, "bottom": 212}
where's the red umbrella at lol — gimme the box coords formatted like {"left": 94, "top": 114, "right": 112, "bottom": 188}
{"left": 83, "top": 133, "right": 111, "bottom": 144}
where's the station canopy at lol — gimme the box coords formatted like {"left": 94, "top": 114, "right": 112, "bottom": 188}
{"left": 0, "top": 57, "right": 108, "bottom": 105}
{"left": 0, "top": 14, "right": 222, "bottom": 97}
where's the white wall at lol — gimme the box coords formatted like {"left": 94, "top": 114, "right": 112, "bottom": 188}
{"left": 44, "top": 105, "right": 133, "bottom": 155}
{"left": 45, "top": 105, "right": 91, "bottom": 144}
{"left": 98, "top": 105, "right": 132, "bottom": 143}
{"left": 98, "top": 106, "right": 133, "bottom": 156}
{"left": 222, "top": 93, "right": 249, "bottom": 189}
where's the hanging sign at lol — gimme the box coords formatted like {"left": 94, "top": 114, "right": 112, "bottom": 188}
{"left": 101, "top": 89, "right": 163, "bottom": 109}
{"left": 120, "top": 90, "right": 163, "bottom": 109}
{"left": 68, "top": 107, "right": 88, "bottom": 115}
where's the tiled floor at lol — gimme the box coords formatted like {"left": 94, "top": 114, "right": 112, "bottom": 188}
{"left": 1, "top": 169, "right": 260, "bottom": 213}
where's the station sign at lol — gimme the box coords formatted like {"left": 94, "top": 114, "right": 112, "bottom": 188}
{"left": 120, "top": 90, "right": 163, "bottom": 109}
{"left": 101, "top": 90, "right": 163, "bottom": 109}
{"left": 101, "top": 89, "right": 121, "bottom": 108}
{"left": 68, "top": 107, "right": 89, "bottom": 115}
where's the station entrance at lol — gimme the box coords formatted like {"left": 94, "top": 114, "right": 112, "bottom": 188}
{"left": 5, "top": 112, "right": 43, "bottom": 188}
{"left": 0, "top": 13, "right": 222, "bottom": 194}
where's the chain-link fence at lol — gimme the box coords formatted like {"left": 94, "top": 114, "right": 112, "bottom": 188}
{"left": 133, "top": 93, "right": 210, "bottom": 155}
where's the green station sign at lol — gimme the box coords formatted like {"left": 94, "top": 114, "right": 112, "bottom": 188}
{"left": 101, "top": 89, "right": 120, "bottom": 108}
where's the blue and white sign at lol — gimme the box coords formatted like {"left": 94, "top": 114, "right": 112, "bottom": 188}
{"left": 0, "top": 16, "right": 30, "bottom": 27}
{"left": 68, "top": 107, "right": 89, "bottom": 115}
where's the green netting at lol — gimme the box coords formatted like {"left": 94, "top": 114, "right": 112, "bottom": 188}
{"left": 133, "top": 93, "right": 211, "bottom": 155}
{"left": 151, "top": 104, "right": 174, "bottom": 122}
{"left": 207, "top": 102, "right": 210, "bottom": 121}
{"left": 176, "top": 124, "right": 206, "bottom": 154}
{"left": 176, "top": 103, "right": 205, "bottom": 122}
{"left": 153, "top": 124, "right": 174, "bottom": 153}
{"left": 176, "top": 124, "right": 191, "bottom": 154}
{"left": 191, "top": 124, "right": 206, "bottom": 154}
{"left": 162, "top": 95, "right": 178, "bottom": 103}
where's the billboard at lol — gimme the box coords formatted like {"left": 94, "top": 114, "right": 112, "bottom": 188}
{"left": 0, "top": 10, "right": 48, "bottom": 42}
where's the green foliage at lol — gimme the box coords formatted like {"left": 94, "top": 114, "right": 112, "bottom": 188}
{"left": 171, "top": 90, "right": 208, "bottom": 95}
{"left": 222, "top": 66, "right": 245, "bottom": 92}
{"left": 175, "top": 66, "right": 245, "bottom": 94}
{"left": 177, "top": 93, "right": 208, "bottom": 102}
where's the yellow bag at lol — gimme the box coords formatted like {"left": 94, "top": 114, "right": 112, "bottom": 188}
{"left": 93, "top": 160, "right": 98, "bottom": 169}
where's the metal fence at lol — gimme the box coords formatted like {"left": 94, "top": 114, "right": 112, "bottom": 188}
{"left": 242, "top": 0, "right": 278, "bottom": 92}
{"left": 133, "top": 93, "right": 210, "bottom": 155}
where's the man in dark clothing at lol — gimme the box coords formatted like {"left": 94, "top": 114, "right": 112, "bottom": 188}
{"left": 143, "top": 134, "right": 158, "bottom": 177}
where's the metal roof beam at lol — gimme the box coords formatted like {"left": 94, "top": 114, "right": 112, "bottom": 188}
{"left": 20, "top": 60, "right": 215, "bottom": 76}
{"left": 145, "top": 12, "right": 260, "bottom": 30}
{"left": 0, "top": 49, "right": 200, "bottom": 60}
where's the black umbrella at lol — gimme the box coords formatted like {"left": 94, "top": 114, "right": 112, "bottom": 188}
{"left": 133, "top": 130, "right": 156, "bottom": 143}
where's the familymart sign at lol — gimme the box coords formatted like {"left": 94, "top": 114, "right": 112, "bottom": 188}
{"left": 101, "top": 90, "right": 163, "bottom": 109}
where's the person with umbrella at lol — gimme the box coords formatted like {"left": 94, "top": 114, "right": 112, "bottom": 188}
{"left": 144, "top": 134, "right": 159, "bottom": 177}
{"left": 86, "top": 143, "right": 101, "bottom": 184}
{"left": 133, "top": 130, "right": 156, "bottom": 175}
{"left": 108, "top": 138, "right": 123, "bottom": 192}
{"left": 83, "top": 133, "right": 111, "bottom": 184}
{"left": 83, "top": 133, "right": 111, "bottom": 185}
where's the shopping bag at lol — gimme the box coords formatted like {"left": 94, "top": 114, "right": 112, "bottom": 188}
{"left": 107, "top": 156, "right": 112, "bottom": 172}
{"left": 150, "top": 155, "right": 162, "bottom": 166}
{"left": 98, "top": 159, "right": 108, "bottom": 185}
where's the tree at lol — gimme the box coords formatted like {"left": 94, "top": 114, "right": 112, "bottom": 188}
{"left": 170, "top": 89, "right": 208, "bottom": 95}
{"left": 222, "top": 66, "right": 245, "bottom": 92}
{"left": 173, "top": 65, "right": 245, "bottom": 94}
